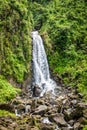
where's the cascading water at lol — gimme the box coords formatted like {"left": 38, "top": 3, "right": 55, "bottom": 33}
{"left": 32, "top": 31, "right": 56, "bottom": 96}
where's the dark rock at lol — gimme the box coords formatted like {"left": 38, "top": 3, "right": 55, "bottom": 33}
{"left": 68, "top": 120, "right": 74, "bottom": 126}
{"left": 83, "top": 109, "right": 87, "bottom": 118}
{"left": 64, "top": 108, "right": 73, "bottom": 120}
{"left": 78, "top": 93, "right": 83, "bottom": 98}
{"left": 61, "top": 126, "right": 73, "bottom": 130}
{"left": 34, "top": 105, "right": 47, "bottom": 114}
{"left": 64, "top": 106, "right": 83, "bottom": 121}
{"left": 31, "top": 99, "right": 37, "bottom": 110}
{"left": 0, "top": 103, "right": 14, "bottom": 112}
{"left": 17, "top": 104, "right": 25, "bottom": 110}
{"left": 40, "top": 123, "right": 55, "bottom": 130}
{"left": 52, "top": 113, "right": 67, "bottom": 126}
{"left": 77, "top": 117, "right": 86, "bottom": 124}
{"left": 68, "top": 93, "right": 78, "bottom": 99}
{"left": 33, "top": 84, "right": 42, "bottom": 97}
{"left": 47, "top": 107, "right": 57, "bottom": 115}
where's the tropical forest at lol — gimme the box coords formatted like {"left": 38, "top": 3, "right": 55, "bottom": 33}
{"left": 0, "top": 0, "right": 87, "bottom": 129}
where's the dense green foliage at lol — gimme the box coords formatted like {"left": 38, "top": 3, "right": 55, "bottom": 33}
{"left": 0, "top": 0, "right": 33, "bottom": 103}
{"left": 0, "top": 0, "right": 87, "bottom": 112}
{"left": 0, "top": 75, "right": 20, "bottom": 102}
{"left": 0, "top": 110, "right": 15, "bottom": 117}
{"left": 0, "top": 0, "right": 33, "bottom": 83}
{"left": 30, "top": 0, "right": 87, "bottom": 99}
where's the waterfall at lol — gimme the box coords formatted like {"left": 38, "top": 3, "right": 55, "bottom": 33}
{"left": 32, "top": 31, "right": 56, "bottom": 96}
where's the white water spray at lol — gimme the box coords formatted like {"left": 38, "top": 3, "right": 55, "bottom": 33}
{"left": 32, "top": 31, "right": 56, "bottom": 96}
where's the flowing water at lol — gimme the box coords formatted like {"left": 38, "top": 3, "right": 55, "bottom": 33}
{"left": 32, "top": 31, "right": 56, "bottom": 96}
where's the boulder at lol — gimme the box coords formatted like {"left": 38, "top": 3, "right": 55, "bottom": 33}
{"left": 31, "top": 99, "right": 37, "bottom": 110}
{"left": 74, "top": 122, "right": 80, "bottom": 130}
{"left": 0, "top": 126, "right": 8, "bottom": 130}
{"left": 40, "top": 123, "right": 55, "bottom": 130}
{"left": 83, "top": 109, "right": 87, "bottom": 118}
{"left": 61, "top": 126, "right": 73, "bottom": 130}
{"left": 25, "top": 105, "right": 31, "bottom": 113}
{"left": 0, "top": 103, "right": 14, "bottom": 112}
{"left": 34, "top": 105, "right": 48, "bottom": 114}
{"left": 52, "top": 113, "right": 67, "bottom": 127}
{"left": 64, "top": 108, "right": 73, "bottom": 120}
{"left": 31, "top": 127, "right": 39, "bottom": 130}
{"left": 33, "top": 84, "right": 42, "bottom": 97}
{"left": 68, "top": 120, "right": 74, "bottom": 126}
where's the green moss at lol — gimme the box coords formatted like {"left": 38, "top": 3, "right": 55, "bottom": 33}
{"left": 82, "top": 120, "right": 87, "bottom": 130}
{"left": 83, "top": 126, "right": 87, "bottom": 130}
{"left": 0, "top": 110, "right": 16, "bottom": 117}
{"left": 0, "top": 75, "right": 21, "bottom": 103}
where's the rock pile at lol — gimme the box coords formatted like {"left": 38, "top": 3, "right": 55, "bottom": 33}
{"left": 0, "top": 86, "right": 87, "bottom": 130}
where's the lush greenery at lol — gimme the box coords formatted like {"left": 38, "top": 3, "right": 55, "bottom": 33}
{"left": 0, "top": 75, "right": 20, "bottom": 102}
{"left": 0, "top": 110, "right": 15, "bottom": 117}
{"left": 30, "top": 0, "right": 87, "bottom": 99}
{"left": 0, "top": 0, "right": 87, "bottom": 128}
{"left": 0, "top": 0, "right": 33, "bottom": 103}
{"left": 0, "top": 0, "right": 33, "bottom": 83}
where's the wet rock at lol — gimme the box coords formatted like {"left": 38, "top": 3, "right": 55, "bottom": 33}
{"left": 17, "top": 104, "right": 25, "bottom": 110}
{"left": 0, "top": 126, "right": 8, "bottom": 130}
{"left": 64, "top": 108, "right": 73, "bottom": 120}
{"left": 68, "top": 120, "right": 74, "bottom": 126}
{"left": 77, "top": 117, "right": 86, "bottom": 124}
{"left": 0, "top": 103, "right": 14, "bottom": 112}
{"left": 83, "top": 109, "right": 87, "bottom": 118}
{"left": 68, "top": 93, "right": 78, "bottom": 99}
{"left": 31, "top": 127, "right": 39, "bottom": 130}
{"left": 31, "top": 99, "right": 37, "bottom": 110}
{"left": 47, "top": 107, "right": 57, "bottom": 115}
{"left": 64, "top": 106, "right": 83, "bottom": 121}
{"left": 52, "top": 113, "right": 67, "bottom": 127}
{"left": 37, "top": 99, "right": 45, "bottom": 105}
{"left": 71, "top": 100, "right": 77, "bottom": 105}
{"left": 78, "top": 102, "right": 87, "bottom": 109}
{"left": 12, "top": 99, "right": 23, "bottom": 105}
{"left": 42, "top": 117, "right": 53, "bottom": 124}
{"left": 26, "top": 99, "right": 32, "bottom": 105}
{"left": 10, "top": 122, "right": 18, "bottom": 128}
{"left": 34, "top": 105, "right": 48, "bottom": 114}
{"left": 78, "top": 93, "right": 83, "bottom": 98}
{"left": 25, "top": 105, "right": 31, "bottom": 113}
{"left": 49, "top": 98, "right": 57, "bottom": 105}
{"left": 74, "top": 122, "right": 80, "bottom": 130}
{"left": 56, "top": 95, "right": 66, "bottom": 102}
{"left": 33, "top": 84, "right": 42, "bottom": 97}
{"left": 40, "top": 123, "right": 55, "bottom": 130}
{"left": 61, "top": 126, "right": 73, "bottom": 130}
{"left": 16, "top": 104, "right": 25, "bottom": 114}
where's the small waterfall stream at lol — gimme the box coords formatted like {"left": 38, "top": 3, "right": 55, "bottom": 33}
{"left": 32, "top": 31, "right": 56, "bottom": 96}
